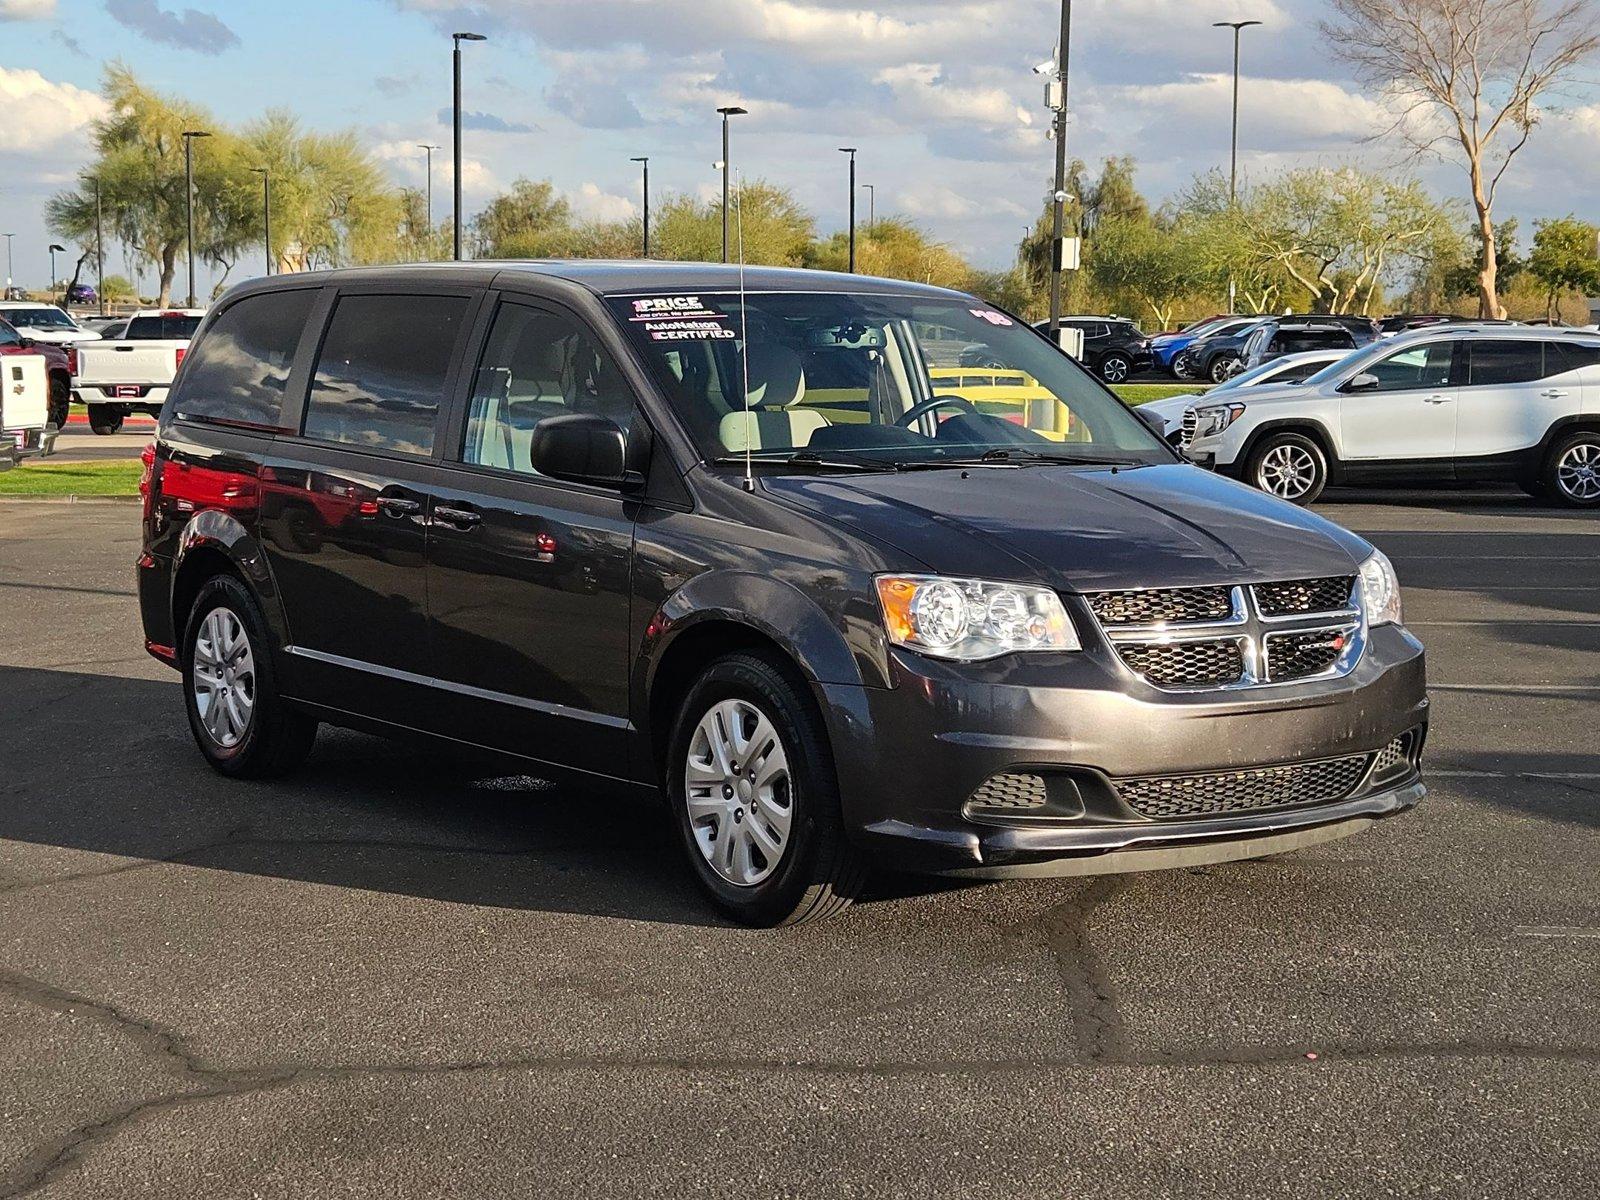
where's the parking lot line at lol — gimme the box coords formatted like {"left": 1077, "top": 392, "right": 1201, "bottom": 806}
{"left": 1513, "top": 927, "right": 1600, "bottom": 940}
{"left": 1407, "top": 620, "right": 1600, "bottom": 627}
{"left": 1429, "top": 683, "right": 1600, "bottom": 694}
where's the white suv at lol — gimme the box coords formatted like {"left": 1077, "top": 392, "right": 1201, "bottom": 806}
{"left": 1185, "top": 325, "right": 1600, "bottom": 507}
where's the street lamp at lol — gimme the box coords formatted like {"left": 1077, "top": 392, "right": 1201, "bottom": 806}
{"left": 250, "top": 168, "right": 272, "bottom": 277}
{"left": 1041, "top": 1, "right": 1073, "bottom": 345}
{"left": 838, "top": 148, "right": 858, "bottom": 272}
{"left": 181, "top": 129, "right": 212, "bottom": 307}
{"left": 1213, "top": 19, "right": 1261, "bottom": 312}
{"left": 418, "top": 143, "right": 439, "bottom": 257}
{"left": 3, "top": 233, "right": 13, "bottom": 289}
{"left": 48, "top": 243, "right": 65, "bottom": 296}
{"left": 716, "top": 105, "right": 747, "bottom": 263}
{"left": 630, "top": 156, "right": 650, "bottom": 257}
{"left": 863, "top": 184, "right": 875, "bottom": 228}
{"left": 452, "top": 32, "right": 487, "bottom": 261}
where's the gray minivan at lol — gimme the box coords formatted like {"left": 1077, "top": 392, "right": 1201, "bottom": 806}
{"left": 139, "top": 262, "right": 1427, "bottom": 925}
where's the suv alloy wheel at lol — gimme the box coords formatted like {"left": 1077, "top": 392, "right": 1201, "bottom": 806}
{"left": 1098, "top": 353, "right": 1132, "bottom": 383}
{"left": 1545, "top": 430, "right": 1600, "bottom": 508}
{"left": 668, "top": 653, "right": 866, "bottom": 925}
{"left": 1209, "top": 354, "right": 1242, "bottom": 383}
{"left": 1247, "top": 432, "right": 1328, "bottom": 505}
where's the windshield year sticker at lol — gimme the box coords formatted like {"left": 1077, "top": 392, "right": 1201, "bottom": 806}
{"left": 970, "top": 308, "right": 1013, "bottom": 327}
{"left": 630, "top": 295, "right": 739, "bottom": 341}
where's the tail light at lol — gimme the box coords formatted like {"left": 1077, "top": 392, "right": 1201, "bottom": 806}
{"left": 174, "top": 347, "right": 186, "bottom": 370}
{"left": 139, "top": 441, "right": 157, "bottom": 520}
{"left": 66, "top": 346, "right": 78, "bottom": 375}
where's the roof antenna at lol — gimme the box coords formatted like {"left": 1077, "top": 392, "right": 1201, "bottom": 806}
{"left": 736, "top": 172, "right": 755, "bottom": 493}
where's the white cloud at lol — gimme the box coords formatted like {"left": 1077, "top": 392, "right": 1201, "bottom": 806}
{"left": 0, "top": 68, "right": 106, "bottom": 156}
{"left": 0, "top": 0, "right": 57, "bottom": 19}
{"left": 369, "top": 138, "right": 500, "bottom": 200}
{"left": 875, "top": 63, "right": 1031, "bottom": 128}
{"left": 570, "top": 182, "right": 637, "bottom": 223}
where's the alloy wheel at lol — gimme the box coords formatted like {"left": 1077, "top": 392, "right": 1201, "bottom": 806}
{"left": 192, "top": 607, "right": 256, "bottom": 748}
{"left": 684, "top": 698, "right": 793, "bottom": 887}
{"left": 1556, "top": 442, "right": 1600, "bottom": 502}
{"left": 1101, "top": 355, "right": 1130, "bottom": 383}
{"left": 1257, "top": 443, "right": 1319, "bottom": 501}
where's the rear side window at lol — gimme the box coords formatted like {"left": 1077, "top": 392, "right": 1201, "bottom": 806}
{"left": 128, "top": 314, "right": 203, "bottom": 340}
{"left": 170, "top": 290, "right": 315, "bottom": 428}
{"left": 1466, "top": 340, "right": 1545, "bottom": 386}
{"left": 304, "top": 293, "right": 468, "bottom": 456}
{"left": 1547, "top": 341, "right": 1600, "bottom": 373}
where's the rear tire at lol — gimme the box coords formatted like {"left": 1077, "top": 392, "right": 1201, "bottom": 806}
{"left": 88, "top": 406, "right": 124, "bottom": 435}
{"left": 1247, "top": 432, "right": 1328, "bottom": 505}
{"left": 667, "top": 653, "right": 867, "bottom": 926}
{"left": 1543, "top": 430, "right": 1600, "bottom": 508}
{"left": 1209, "top": 354, "right": 1242, "bottom": 383}
{"left": 181, "top": 576, "right": 317, "bottom": 778}
{"left": 48, "top": 376, "right": 69, "bottom": 429}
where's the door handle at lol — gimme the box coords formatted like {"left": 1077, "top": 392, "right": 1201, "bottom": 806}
{"left": 1541, "top": 389, "right": 1570, "bottom": 399}
{"left": 433, "top": 504, "right": 482, "bottom": 528}
{"left": 375, "top": 495, "right": 421, "bottom": 516}
{"left": 1422, "top": 395, "right": 1453, "bottom": 404}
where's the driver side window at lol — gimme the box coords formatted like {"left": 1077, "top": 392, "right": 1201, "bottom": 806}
{"left": 1364, "top": 341, "right": 1454, "bottom": 392}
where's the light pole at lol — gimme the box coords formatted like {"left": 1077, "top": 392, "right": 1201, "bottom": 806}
{"left": 1213, "top": 20, "right": 1260, "bottom": 312}
{"left": 250, "top": 167, "right": 272, "bottom": 277}
{"left": 48, "top": 243, "right": 64, "bottom": 296}
{"left": 181, "top": 129, "right": 211, "bottom": 307}
{"left": 452, "top": 32, "right": 487, "bottom": 261}
{"left": 716, "top": 105, "right": 747, "bottom": 263}
{"left": 3, "top": 233, "right": 13, "bottom": 289}
{"left": 1045, "top": 1, "right": 1073, "bottom": 345}
{"left": 838, "top": 148, "right": 858, "bottom": 272}
{"left": 94, "top": 180, "right": 105, "bottom": 315}
{"left": 418, "top": 143, "right": 438, "bottom": 257}
{"left": 630, "top": 157, "right": 651, "bottom": 257}
{"left": 863, "top": 184, "right": 875, "bottom": 227}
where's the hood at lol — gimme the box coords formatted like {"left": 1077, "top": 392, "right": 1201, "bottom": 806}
{"left": 1137, "top": 394, "right": 1202, "bottom": 426}
{"left": 760, "top": 462, "right": 1370, "bottom": 592}
{"left": 13, "top": 327, "right": 99, "bottom": 344}
{"left": 1212, "top": 381, "right": 1319, "bottom": 407}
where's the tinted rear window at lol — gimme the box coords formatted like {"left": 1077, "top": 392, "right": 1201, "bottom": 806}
{"left": 127, "top": 315, "right": 203, "bottom": 340}
{"left": 1466, "top": 340, "right": 1545, "bottom": 386}
{"left": 1548, "top": 341, "right": 1600, "bottom": 373}
{"left": 303, "top": 293, "right": 468, "bottom": 456}
{"left": 169, "top": 290, "right": 315, "bottom": 429}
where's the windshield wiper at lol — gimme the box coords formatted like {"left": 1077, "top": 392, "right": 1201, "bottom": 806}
{"left": 893, "top": 448, "right": 1140, "bottom": 469}
{"left": 711, "top": 452, "right": 887, "bottom": 473}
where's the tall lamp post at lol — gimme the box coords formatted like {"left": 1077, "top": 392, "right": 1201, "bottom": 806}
{"left": 181, "top": 129, "right": 211, "bottom": 307}
{"left": 1214, "top": 19, "right": 1261, "bottom": 314}
{"left": 1044, "top": 1, "right": 1072, "bottom": 346}
{"left": 838, "top": 147, "right": 858, "bottom": 272}
{"left": 3, "top": 233, "right": 13, "bottom": 290}
{"left": 863, "top": 184, "right": 875, "bottom": 228}
{"left": 93, "top": 180, "right": 105, "bottom": 315}
{"left": 452, "top": 31, "right": 487, "bottom": 261}
{"left": 417, "top": 143, "right": 439, "bottom": 257}
{"left": 716, "top": 105, "right": 747, "bottom": 263}
{"left": 250, "top": 167, "right": 272, "bottom": 277}
{"left": 48, "top": 243, "right": 65, "bottom": 296}
{"left": 630, "top": 156, "right": 650, "bottom": 257}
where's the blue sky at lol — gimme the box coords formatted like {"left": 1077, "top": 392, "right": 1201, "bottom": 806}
{"left": 2, "top": 0, "right": 1597, "bottom": 297}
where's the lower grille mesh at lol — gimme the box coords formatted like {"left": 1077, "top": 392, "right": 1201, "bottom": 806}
{"left": 1117, "top": 639, "right": 1244, "bottom": 688}
{"left": 1117, "top": 753, "right": 1369, "bottom": 819}
{"left": 969, "top": 773, "right": 1048, "bottom": 811}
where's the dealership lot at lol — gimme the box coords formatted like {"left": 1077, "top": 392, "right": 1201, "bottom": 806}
{"left": 0, "top": 495, "right": 1595, "bottom": 1198}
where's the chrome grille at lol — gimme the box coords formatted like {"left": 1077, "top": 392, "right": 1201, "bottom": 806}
{"left": 1116, "top": 640, "right": 1244, "bottom": 688}
{"left": 1254, "top": 576, "right": 1356, "bottom": 617}
{"left": 1117, "top": 754, "right": 1369, "bottom": 820}
{"left": 968, "top": 773, "right": 1047, "bottom": 811}
{"left": 1265, "top": 626, "right": 1355, "bottom": 682}
{"left": 1180, "top": 407, "right": 1198, "bottom": 442}
{"left": 1087, "top": 586, "right": 1232, "bottom": 626}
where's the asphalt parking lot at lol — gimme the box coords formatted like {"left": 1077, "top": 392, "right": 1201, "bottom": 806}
{"left": 1, "top": 491, "right": 1596, "bottom": 1198}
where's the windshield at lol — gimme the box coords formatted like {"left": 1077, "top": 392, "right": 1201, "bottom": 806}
{"left": 127, "top": 314, "right": 203, "bottom": 340}
{"left": 5, "top": 305, "right": 76, "bottom": 330}
{"left": 1299, "top": 337, "right": 1403, "bottom": 388}
{"left": 607, "top": 291, "right": 1169, "bottom": 467}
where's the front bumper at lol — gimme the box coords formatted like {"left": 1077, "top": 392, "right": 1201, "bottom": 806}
{"left": 818, "top": 624, "right": 1428, "bottom": 877}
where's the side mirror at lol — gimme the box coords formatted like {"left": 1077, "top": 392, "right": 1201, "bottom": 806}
{"left": 1135, "top": 406, "right": 1169, "bottom": 437}
{"left": 1345, "top": 372, "right": 1379, "bottom": 393}
{"left": 529, "top": 413, "right": 632, "bottom": 487}
{"left": 16, "top": 337, "right": 33, "bottom": 349}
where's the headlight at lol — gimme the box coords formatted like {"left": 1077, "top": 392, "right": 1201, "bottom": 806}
{"left": 875, "top": 575, "right": 1080, "bottom": 660}
{"left": 1191, "top": 402, "right": 1246, "bottom": 439}
{"left": 1358, "top": 550, "right": 1402, "bottom": 626}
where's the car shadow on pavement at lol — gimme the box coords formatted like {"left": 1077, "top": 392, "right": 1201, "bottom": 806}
{"left": 2, "top": 666, "right": 979, "bottom": 927}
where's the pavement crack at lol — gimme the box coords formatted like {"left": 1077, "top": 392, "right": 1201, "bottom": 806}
{"left": 1038, "top": 876, "right": 1131, "bottom": 1063}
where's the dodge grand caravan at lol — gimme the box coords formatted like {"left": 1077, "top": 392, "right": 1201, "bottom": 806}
{"left": 139, "top": 262, "right": 1427, "bottom": 925}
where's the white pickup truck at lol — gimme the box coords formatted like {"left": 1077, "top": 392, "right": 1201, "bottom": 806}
{"left": 73, "top": 309, "right": 205, "bottom": 434}
{"left": 0, "top": 354, "right": 59, "bottom": 470}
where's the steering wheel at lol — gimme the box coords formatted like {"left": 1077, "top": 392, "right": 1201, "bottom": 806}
{"left": 895, "top": 395, "right": 979, "bottom": 428}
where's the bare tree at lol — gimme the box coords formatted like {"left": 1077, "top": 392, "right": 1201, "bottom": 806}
{"left": 1323, "top": 0, "right": 1600, "bottom": 317}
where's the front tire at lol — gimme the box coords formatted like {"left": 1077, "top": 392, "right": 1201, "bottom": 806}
{"left": 1209, "top": 354, "right": 1242, "bottom": 383}
{"left": 1544, "top": 430, "right": 1600, "bottom": 508}
{"left": 1098, "top": 353, "right": 1132, "bottom": 383}
{"left": 667, "top": 653, "right": 867, "bottom": 926}
{"left": 182, "top": 576, "right": 317, "bottom": 778}
{"left": 88, "top": 406, "right": 124, "bottom": 435}
{"left": 1247, "top": 432, "right": 1328, "bottom": 505}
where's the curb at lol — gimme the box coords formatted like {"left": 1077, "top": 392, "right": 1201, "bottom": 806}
{"left": 0, "top": 494, "right": 140, "bottom": 504}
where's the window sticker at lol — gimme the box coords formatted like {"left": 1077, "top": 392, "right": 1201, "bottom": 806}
{"left": 969, "top": 308, "right": 1014, "bottom": 327}
{"left": 629, "top": 295, "right": 739, "bottom": 341}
